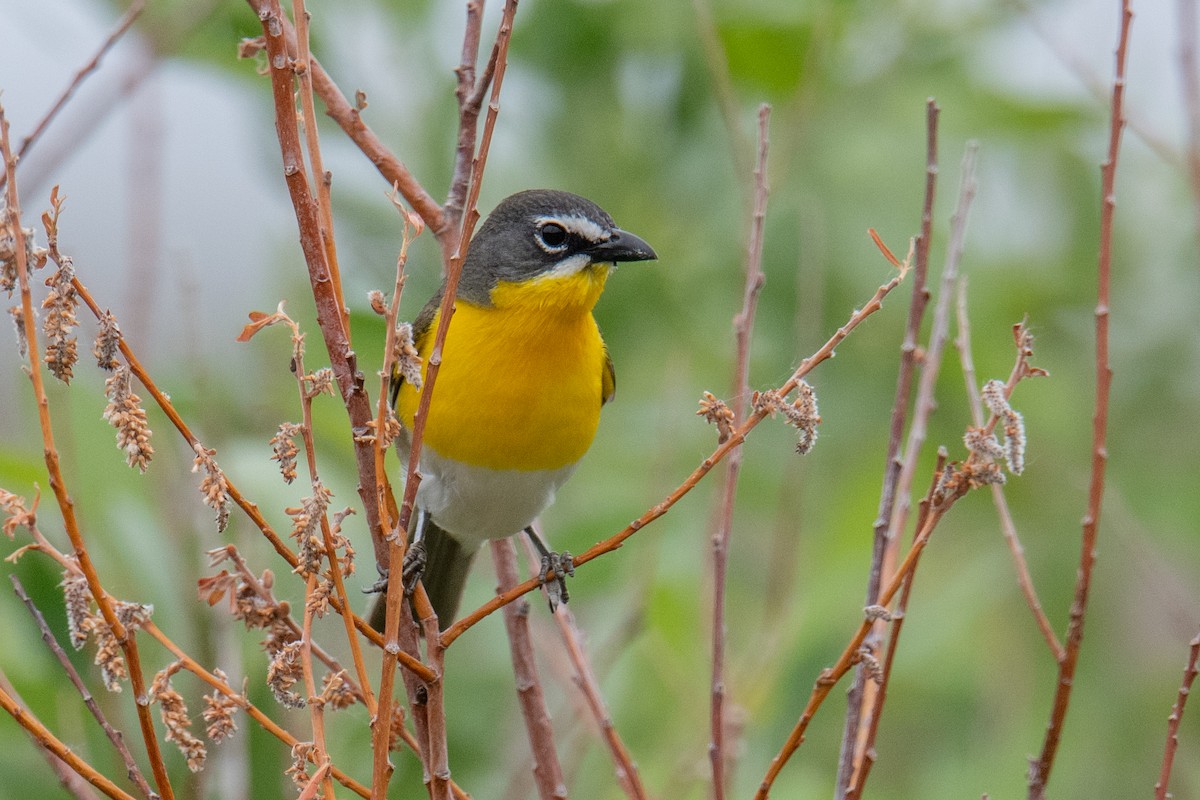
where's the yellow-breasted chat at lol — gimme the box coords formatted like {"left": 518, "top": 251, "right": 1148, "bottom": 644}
{"left": 370, "top": 189, "right": 657, "bottom": 628}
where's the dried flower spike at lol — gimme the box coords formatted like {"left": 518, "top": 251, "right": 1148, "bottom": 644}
{"left": 286, "top": 742, "right": 316, "bottom": 788}
{"left": 267, "top": 640, "right": 306, "bottom": 709}
{"left": 151, "top": 663, "right": 207, "bottom": 772}
{"left": 752, "top": 382, "right": 821, "bottom": 454}
{"left": 192, "top": 444, "right": 230, "bottom": 532}
{"left": 103, "top": 365, "right": 154, "bottom": 472}
{"left": 697, "top": 391, "right": 735, "bottom": 444}
{"left": 9, "top": 306, "right": 26, "bottom": 357}
{"left": 61, "top": 571, "right": 91, "bottom": 650}
{"left": 287, "top": 481, "right": 333, "bottom": 577}
{"left": 203, "top": 688, "right": 241, "bottom": 744}
{"left": 269, "top": 422, "right": 301, "bottom": 484}
{"left": 41, "top": 257, "right": 79, "bottom": 383}
{"left": 93, "top": 309, "right": 121, "bottom": 370}
{"left": 392, "top": 322, "right": 423, "bottom": 389}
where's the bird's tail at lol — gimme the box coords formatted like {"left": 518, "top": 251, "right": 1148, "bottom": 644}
{"left": 369, "top": 519, "right": 476, "bottom": 630}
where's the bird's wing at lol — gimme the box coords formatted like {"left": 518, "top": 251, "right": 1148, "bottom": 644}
{"left": 601, "top": 344, "right": 616, "bottom": 406}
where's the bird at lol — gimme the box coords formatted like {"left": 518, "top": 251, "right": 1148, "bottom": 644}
{"left": 369, "top": 189, "right": 657, "bottom": 629}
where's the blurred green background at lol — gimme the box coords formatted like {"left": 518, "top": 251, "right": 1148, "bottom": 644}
{"left": 1, "top": 0, "right": 1198, "bottom": 797}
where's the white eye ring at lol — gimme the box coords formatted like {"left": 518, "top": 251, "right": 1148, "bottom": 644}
{"left": 535, "top": 222, "right": 570, "bottom": 253}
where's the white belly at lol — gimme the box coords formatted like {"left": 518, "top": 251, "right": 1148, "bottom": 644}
{"left": 408, "top": 444, "right": 578, "bottom": 549}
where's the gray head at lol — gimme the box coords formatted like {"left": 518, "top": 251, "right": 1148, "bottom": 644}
{"left": 456, "top": 189, "right": 657, "bottom": 305}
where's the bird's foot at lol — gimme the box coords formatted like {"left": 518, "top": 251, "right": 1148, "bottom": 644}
{"left": 361, "top": 541, "right": 427, "bottom": 596}
{"left": 402, "top": 540, "right": 427, "bottom": 595}
{"left": 538, "top": 549, "right": 575, "bottom": 611}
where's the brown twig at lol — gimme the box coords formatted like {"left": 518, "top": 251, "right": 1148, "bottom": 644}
{"left": 262, "top": 4, "right": 448, "bottom": 242}
{"left": 256, "top": 0, "right": 394, "bottom": 580}
{"left": 390, "top": 0, "right": 519, "bottom": 640}
{"left": 73, "top": 276, "right": 435, "bottom": 680}
{"left": 0, "top": 675, "right": 137, "bottom": 800}
{"left": 954, "top": 281, "right": 1064, "bottom": 660}
{"left": 0, "top": 0, "right": 147, "bottom": 193}
{"left": 709, "top": 102, "right": 770, "bottom": 800}
{"left": 836, "top": 98, "right": 938, "bottom": 797}
{"left": 1154, "top": 632, "right": 1200, "bottom": 799}
{"left": 757, "top": 324, "right": 1038, "bottom": 798}
{"left": 848, "top": 141, "right": 978, "bottom": 790}
{"left": 442, "top": 251, "right": 909, "bottom": 648}
{"left": 1026, "top": 2, "right": 1129, "bottom": 796}
{"left": 444, "top": 0, "right": 489, "bottom": 232}
{"left": 845, "top": 452, "right": 948, "bottom": 800}
{"left": 546, "top": 593, "right": 648, "bottom": 799}
{"left": 11, "top": 576, "right": 157, "bottom": 800}
{"left": 493, "top": 539, "right": 567, "bottom": 799}
{"left": 374, "top": 6, "right": 520, "bottom": 793}
{"left": 1, "top": 102, "right": 175, "bottom": 800}
{"left": 292, "top": 0, "right": 349, "bottom": 338}
{"left": 1179, "top": 0, "right": 1200, "bottom": 234}
{"left": 140, "top": 621, "right": 371, "bottom": 798}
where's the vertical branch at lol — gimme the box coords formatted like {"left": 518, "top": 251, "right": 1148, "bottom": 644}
{"left": 1154, "top": 633, "right": 1200, "bottom": 800}
{"left": 844, "top": 453, "right": 948, "bottom": 800}
{"left": 1176, "top": 0, "right": 1200, "bottom": 234}
{"left": 1027, "top": 2, "right": 1130, "bottom": 796}
{"left": 709, "top": 103, "right": 770, "bottom": 800}
{"left": 375, "top": 3, "right": 519, "bottom": 797}
{"left": 848, "top": 142, "right": 978, "bottom": 780}
{"left": 551, "top": 609, "right": 647, "bottom": 799}
{"left": 445, "top": 0, "right": 488, "bottom": 230}
{"left": 292, "top": 0, "right": 349, "bottom": 338}
{"left": 835, "top": 98, "right": 939, "bottom": 797}
{"left": 493, "top": 540, "right": 567, "bottom": 800}
{"left": 955, "top": 284, "right": 1064, "bottom": 660}
{"left": 256, "top": 0, "right": 393, "bottom": 575}
{"left": 389, "top": 0, "right": 520, "bottom": 627}
{"left": 1, "top": 103, "right": 176, "bottom": 800}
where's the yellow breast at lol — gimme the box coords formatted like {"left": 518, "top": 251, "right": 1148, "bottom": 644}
{"left": 395, "top": 266, "right": 611, "bottom": 472}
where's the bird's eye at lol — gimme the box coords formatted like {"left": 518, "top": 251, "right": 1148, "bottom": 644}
{"left": 537, "top": 222, "right": 569, "bottom": 251}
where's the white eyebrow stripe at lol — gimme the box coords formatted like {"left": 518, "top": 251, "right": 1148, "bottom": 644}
{"left": 535, "top": 214, "right": 609, "bottom": 243}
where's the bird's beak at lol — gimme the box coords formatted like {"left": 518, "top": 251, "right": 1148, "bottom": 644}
{"left": 586, "top": 229, "right": 658, "bottom": 263}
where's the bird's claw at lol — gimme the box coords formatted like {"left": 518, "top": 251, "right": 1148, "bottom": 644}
{"left": 539, "top": 549, "right": 575, "bottom": 611}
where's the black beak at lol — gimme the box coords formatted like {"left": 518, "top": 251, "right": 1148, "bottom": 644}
{"left": 587, "top": 228, "right": 658, "bottom": 263}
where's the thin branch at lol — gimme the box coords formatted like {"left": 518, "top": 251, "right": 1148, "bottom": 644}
{"left": 493, "top": 539, "right": 567, "bottom": 799}
{"left": 0, "top": 675, "right": 138, "bottom": 800}
{"left": 445, "top": 0, "right": 489, "bottom": 231}
{"left": 11, "top": 576, "right": 156, "bottom": 800}
{"left": 442, "top": 254, "right": 909, "bottom": 648}
{"left": 955, "top": 282, "right": 1064, "bottom": 661}
{"left": 1154, "top": 632, "right": 1200, "bottom": 799}
{"left": 72, "top": 276, "right": 435, "bottom": 681}
{"left": 710, "top": 102, "right": 770, "bottom": 800}
{"left": 835, "top": 98, "right": 939, "bottom": 797}
{"left": 263, "top": 3, "right": 448, "bottom": 240}
{"left": 1027, "top": 2, "right": 1129, "bottom": 795}
{"left": 390, "top": 0, "right": 519, "bottom": 634}
{"left": 848, "top": 141, "right": 979, "bottom": 792}
{"left": 0, "top": 102, "right": 175, "bottom": 800}
{"left": 292, "top": 0, "right": 349, "bottom": 338}
{"left": 758, "top": 325, "right": 1039, "bottom": 798}
{"left": 0, "top": 0, "right": 147, "bottom": 193}
{"left": 845, "top": 453, "right": 948, "bottom": 800}
{"left": 140, "top": 622, "right": 371, "bottom": 798}
{"left": 1177, "top": 0, "right": 1200, "bottom": 235}
{"left": 547, "top": 598, "right": 648, "bottom": 799}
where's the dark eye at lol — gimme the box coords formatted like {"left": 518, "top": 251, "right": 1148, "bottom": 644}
{"left": 537, "top": 223, "right": 568, "bottom": 250}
